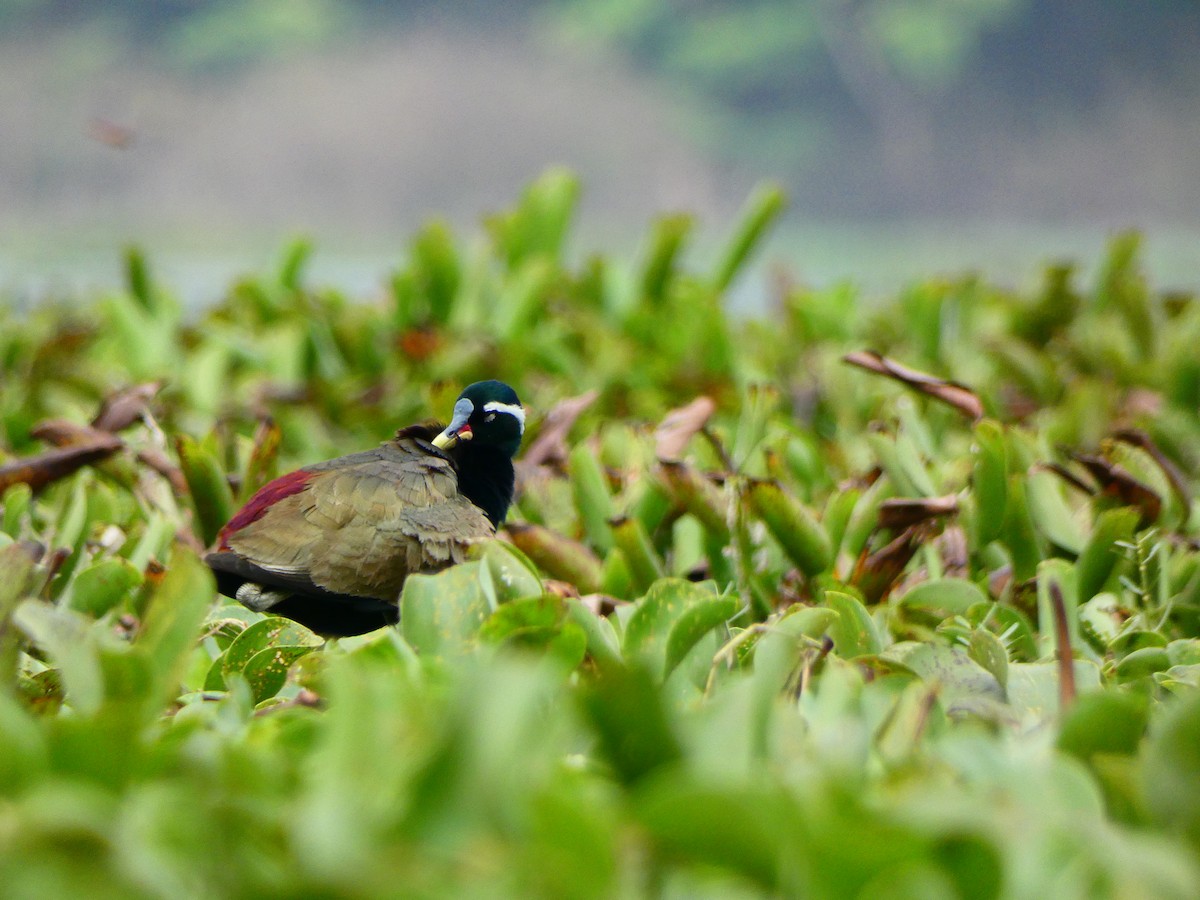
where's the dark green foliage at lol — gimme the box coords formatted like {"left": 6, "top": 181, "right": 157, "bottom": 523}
{"left": 1, "top": 176, "right": 1200, "bottom": 895}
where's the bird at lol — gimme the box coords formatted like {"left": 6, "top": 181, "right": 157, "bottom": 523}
{"left": 204, "top": 380, "right": 525, "bottom": 637}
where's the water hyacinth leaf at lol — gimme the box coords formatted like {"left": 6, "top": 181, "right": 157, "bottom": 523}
{"left": 1006, "top": 659, "right": 1102, "bottom": 721}
{"left": 578, "top": 662, "right": 682, "bottom": 786}
{"left": 478, "top": 540, "right": 544, "bottom": 606}
{"left": 896, "top": 578, "right": 987, "bottom": 619}
{"left": 242, "top": 644, "right": 320, "bottom": 703}
{"left": 968, "top": 628, "right": 1010, "bottom": 693}
{"left": 506, "top": 523, "right": 603, "bottom": 594}
{"left": 479, "top": 595, "right": 588, "bottom": 668}
{"left": 401, "top": 561, "right": 489, "bottom": 658}
{"left": 2, "top": 483, "right": 33, "bottom": 536}
{"left": 1115, "top": 647, "right": 1172, "bottom": 683}
{"left": 635, "top": 777, "right": 793, "bottom": 891}
{"left": 1076, "top": 506, "right": 1140, "bottom": 603}
{"left": 1056, "top": 690, "right": 1149, "bottom": 762}
{"left": 623, "top": 578, "right": 715, "bottom": 674}
{"left": 1026, "top": 468, "right": 1085, "bottom": 553}
{"left": 822, "top": 487, "right": 861, "bottom": 558}
{"left": 176, "top": 434, "right": 236, "bottom": 547}
{"left": 277, "top": 236, "right": 312, "bottom": 293}
{"left": 1000, "top": 475, "right": 1043, "bottom": 582}
{"left": 491, "top": 167, "right": 579, "bottom": 268}
{"left": 599, "top": 546, "right": 634, "bottom": 599}
{"left": 1141, "top": 692, "right": 1200, "bottom": 852}
{"left": 567, "top": 443, "right": 614, "bottom": 553}
{"left": 751, "top": 606, "right": 841, "bottom": 690}
{"left": 710, "top": 182, "right": 786, "bottom": 294}
{"left": 824, "top": 590, "right": 882, "bottom": 658}
{"left": 566, "top": 598, "right": 623, "bottom": 669}
{"left": 884, "top": 642, "right": 1004, "bottom": 717}
{"left": 12, "top": 600, "right": 104, "bottom": 715}
{"left": 1036, "top": 559, "right": 1079, "bottom": 656}
{"left": 656, "top": 461, "right": 730, "bottom": 543}
{"left": 610, "top": 516, "right": 664, "bottom": 594}
{"left": 66, "top": 556, "right": 143, "bottom": 617}
{"left": 640, "top": 214, "right": 693, "bottom": 304}
{"left": 221, "top": 616, "right": 323, "bottom": 683}
{"left": 746, "top": 479, "right": 832, "bottom": 578}
{"left": 138, "top": 548, "right": 218, "bottom": 700}
{"left": 663, "top": 594, "right": 740, "bottom": 680}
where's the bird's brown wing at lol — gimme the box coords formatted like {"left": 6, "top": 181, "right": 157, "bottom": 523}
{"left": 223, "top": 437, "right": 494, "bottom": 600}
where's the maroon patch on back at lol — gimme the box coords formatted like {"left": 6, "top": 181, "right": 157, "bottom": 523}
{"left": 216, "top": 469, "right": 317, "bottom": 549}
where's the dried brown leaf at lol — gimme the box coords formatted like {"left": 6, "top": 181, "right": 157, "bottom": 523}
{"left": 1069, "top": 450, "right": 1162, "bottom": 527}
{"left": 877, "top": 495, "right": 959, "bottom": 530}
{"left": 843, "top": 350, "right": 983, "bottom": 421}
{"left": 92, "top": 382, "right": 163, "bottom": 432}
{"left": 851, "top": 523, "right": 935, "bottom": 604}
{"left": 655, "top": 396, "right": 717, "bottom": 462}
{"left": 0, "top": 438, "right": 123, "bottom": 494}
{"left": 1111, "top": 427, "right": 1191, "bottom": 525}
{"left": 519, "top": 390, "right": 598, "bottom": 469}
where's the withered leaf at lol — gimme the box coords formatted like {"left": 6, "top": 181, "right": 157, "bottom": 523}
{"left": 1036, "top": 461, "right": 1096, "bottom": 496}
{"left": 519, "top": 390, "right": 598, "bottom": 469}
{"left": 877, "top": 495, "right": 959, "bottom": 530}
{"left": 1111, "top": 427, "right": 1191, "bottom": 526}
{"left": 851, "top": 523, "right": 935, "bottom": 604}
{"left": 0, "top": 438, "right": 124, "bottom": 494}
{"left": 843, "top": 350, "right": 983, "bottom": 421}
{"left": 241, "top": 417, "right": 283, "bottom": 502}
{"left": 1069, "top": 450, "right": 1162, "bottom": 527}
{"left": 91, "top": 382, "right": 163, "bottom": 432}
{"left": 655, "top": 396, "right": 717, "bottom": 462}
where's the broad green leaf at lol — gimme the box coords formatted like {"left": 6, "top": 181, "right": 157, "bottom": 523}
{"left": 400, "top": 561, "right": 489, "bottom": 658}
{"left": 896, "top": 578, "right": 987, "bottom": 619}
{"left": 663, "top": 594, "right": 740, "bottom": 680}
{"left": 824, "top": 590, "right": 882, "bottom": 658}
{"left": 1076, "top": 506, "right": 1139, "bottom": 602}
{"left": 67, "top": 556, "right": 143, "bottom": 617}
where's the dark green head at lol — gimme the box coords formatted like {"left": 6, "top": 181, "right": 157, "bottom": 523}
{"left": 433, "top": 380, "right": 525, "bottom": 459}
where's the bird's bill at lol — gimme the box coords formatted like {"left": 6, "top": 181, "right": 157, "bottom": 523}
{"left": 432, "top": 398, "right": 475, "bottom": 449}
{"left": 432, "top": 424, "right": 472, "bottom": 449}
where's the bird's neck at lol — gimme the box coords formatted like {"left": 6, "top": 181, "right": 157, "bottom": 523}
{"left": 454, "top": 444, "right": 516, "bottom": 528}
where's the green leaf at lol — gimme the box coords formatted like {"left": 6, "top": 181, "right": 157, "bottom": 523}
{"left": 176, "top": 433, "right": 236, "bottom": 547}
{"left": 66, "top": 556, "right": 143, "bottom": 617}
{"left": 746, "top": 479, "right": 832, "bottom": 577}
{"left": 895, "top": 578, "right": 988, "bottom": 619}
{"left": 220, "top": 615, "right": 322, "bottom": 684}
{"left": 970, "top": 420, "right": 1008, "bottom": 545}
{"left": 1142, "top": 692, "right": 1200, "bottom": 852}
{"left": 242, "top": 644, "right": 319, "bottom": 703}
{"left": 1076, "top": 506, "right": 1139, "bottom": 602}
{"left": 623, "top": 578, "right": 716, "bottom": 672}
{"left": 710, "top": 182, "right": 786, "bottom": 293}
{"left": 824, "top": 590, "right": 882, "bottom": 658}
{"left": 568, "top": 443, "right": 615, "bottom": 553}
{"left": 663, "top": 594, "right": 740, "bottom": 680}
{"left": 400, "top": 561, "right": 490, "bottom": 658}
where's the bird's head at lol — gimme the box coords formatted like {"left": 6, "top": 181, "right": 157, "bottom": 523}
{"left": 432, "top": 380, "right": 525, "bottom": 459}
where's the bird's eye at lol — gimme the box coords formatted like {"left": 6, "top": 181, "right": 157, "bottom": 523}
{"left": 485, "top": 413, "right": 497, "bottom": 423}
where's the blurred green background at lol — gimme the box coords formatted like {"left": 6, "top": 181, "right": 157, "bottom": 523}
{"left": 3, "top": 0, "right": 1199, "bottom": 300}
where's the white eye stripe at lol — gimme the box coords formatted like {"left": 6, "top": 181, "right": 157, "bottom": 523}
{"left": 483, "top": 400, "right": 526, "bottom": 431}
